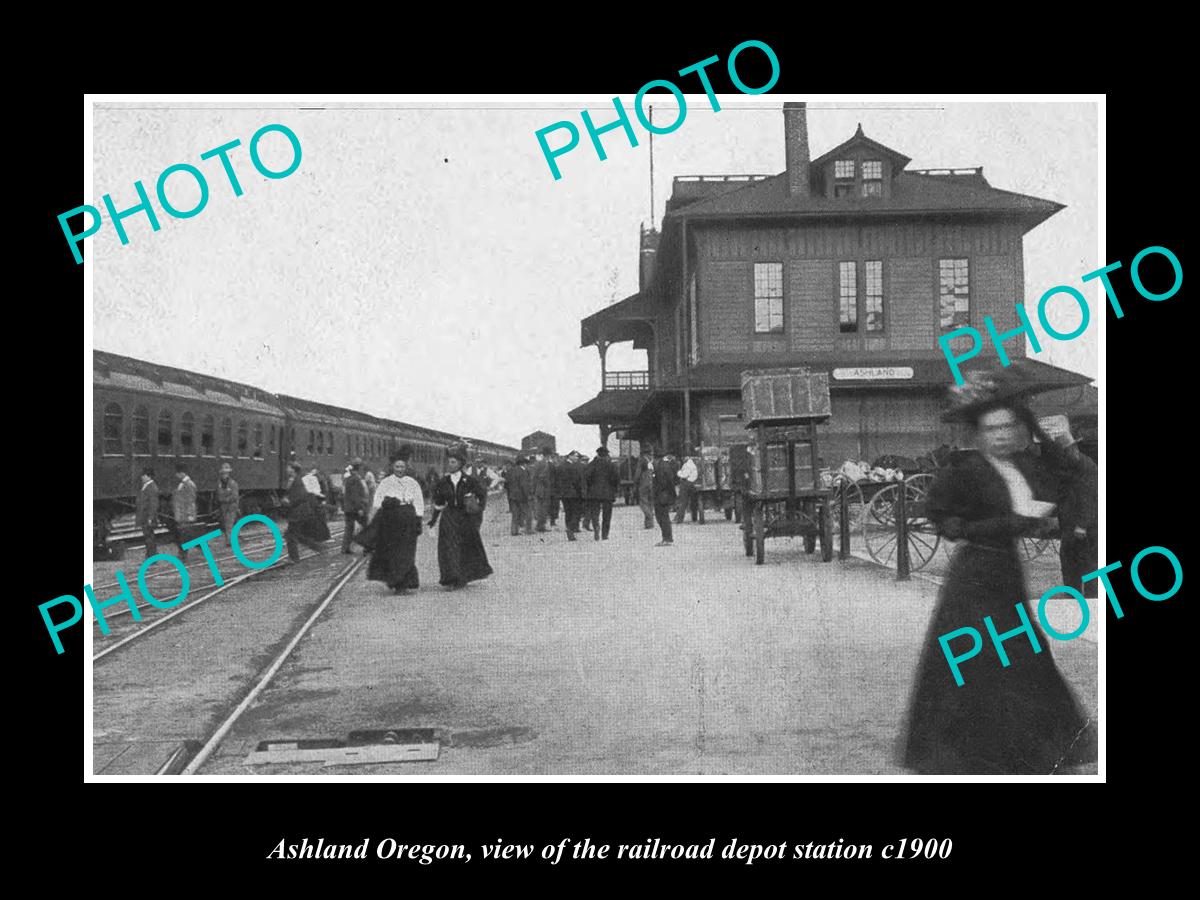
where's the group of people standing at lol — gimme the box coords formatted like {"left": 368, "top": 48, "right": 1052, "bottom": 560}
{"left": 135, "top": 461, "right": 244, "bottom": 559}
{"left": 500, "top": 446, "right": 621, "bottom": 541}
{"left": 631, "top": 444, "right": 701, "bottom": 546}
{"left": 496, "top": 443, "right": 702, "bottom": 547}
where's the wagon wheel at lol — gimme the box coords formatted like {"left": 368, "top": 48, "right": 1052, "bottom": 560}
{"left": 903, "top": 473, "right": 941, "bottom": 572}
{"left": 829, "top": 478, "right": 865, "bottom": 538}
{"left": 753, "top": 503, "right": 765, "bottom": 565}
{"left": 863, "top": 484, "right": 901, "bottom": 566}
{"left": 863, "top": 482, "right": 941, "bottom": 572}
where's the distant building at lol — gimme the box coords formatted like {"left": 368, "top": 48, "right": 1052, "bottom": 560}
{"left": 521, "top": 431, "right": 556, "bottom": 453}
{"left": 570, "top": 103, "right": 1092, "bottom": 463}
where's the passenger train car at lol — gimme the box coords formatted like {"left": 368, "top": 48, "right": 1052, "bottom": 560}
{"left": 93, "top": 350, "right": 519, "bottom": 547}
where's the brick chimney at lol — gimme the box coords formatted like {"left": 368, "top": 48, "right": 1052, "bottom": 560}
{"left": 784, "top": 102, "right": 810, "bottom": 198}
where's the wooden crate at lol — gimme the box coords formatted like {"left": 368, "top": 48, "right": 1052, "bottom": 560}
{"left": 741, "top": 368, "right": 832, "bottom": 424}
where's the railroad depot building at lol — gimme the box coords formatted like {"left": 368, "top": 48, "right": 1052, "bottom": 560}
{"left": 570, "top": 104, "right": 1093, "bottom": 464}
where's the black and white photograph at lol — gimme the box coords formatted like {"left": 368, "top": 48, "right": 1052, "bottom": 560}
{"left": 84, "top": 94, "right": 1101, "bottom": 778}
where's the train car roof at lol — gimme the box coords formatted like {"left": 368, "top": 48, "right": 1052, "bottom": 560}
{"left": 95, "top": 350, "right": 520, "bottom": 454}
{"left": 94, "top": 350, "right": 282, "bottom": 416}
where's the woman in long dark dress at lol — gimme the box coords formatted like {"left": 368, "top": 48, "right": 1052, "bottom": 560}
{"left": 431, "top": 444, "right": 493, "bottom": 590}
{"left": 900, "top": 371, "right": 1097, "bottom": 774}
{"left": 365, "top": 447, "right": 424, "bottom": 593}
{"left": 283, "top": 460, "right": 331, "bottom": 561}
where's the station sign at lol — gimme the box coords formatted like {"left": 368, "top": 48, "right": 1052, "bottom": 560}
{"left": 831, "top": 366, "right": 915, "bottom": 381}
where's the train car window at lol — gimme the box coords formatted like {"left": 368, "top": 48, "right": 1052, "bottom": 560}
{"left": 157, "top": 410, "right": 173, "bottom": 455}
{"left": 254, "top": 423, "right": 264, "bottom": 458}
{"left": 103, "top": 402, "right": 124, "bottom": 455}
{"left": 220, "top": 417, "right": 233, "bottom": 456}
{"left": 317, "top": 430, "right": 324, "bottom": 455}
{"left": 200, "top": 414, "right": 214, "bottom": 456}
{"left": 290, "top": 427, "right": 296, "bottom": 452}
{"left": 269, "top": 424, "right": 277, "bottom": 454}
{"left": 132, "top": 405, "right": 150, "bottom": 456}
{"left": 181, "top": 412, "right": 196, "bottom": 456}
{"left": 307, "top": 430, "right": 315, "bottom": 454}
{"left": 327, "top": 430, "right": 334, "bottom": 455}
{"left": 237, "top": 420, "right": 249, "bottom": 458}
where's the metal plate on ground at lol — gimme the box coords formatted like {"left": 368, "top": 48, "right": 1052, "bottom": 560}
{"left": 244, "top": 733, "right": 440, "bottom": 766}
{"left": 321, "top": 743, "right": 439, "bottom": 767}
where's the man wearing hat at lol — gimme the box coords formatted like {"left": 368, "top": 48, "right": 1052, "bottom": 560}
{"left": 585, "top": 446, "right": 621, "bottom": 541}
{"left": 216, "top": 462, "right": 241, "bottom": 547}
{"left": 531, "top": 446, "right": 555, "bottom": 533}
{"left": 674, "top": 443, "right": 701, "bottom": 525}
{"left": 651, "top": 446, "right": 677, "bottom": 546}
{"left": 171, "top": 461, "right": 199, "bottom": 561}
{"left": 555, "top": 451, "right": 587, "bottom": 541}
{"left": 506, "top": 454, "right": 534, "bottom": 536}
{"left": 633, "top": 446, "right": 656, "bottom": 529}
{"left": 341, "top": 457, "right": 369, "bottom": 554}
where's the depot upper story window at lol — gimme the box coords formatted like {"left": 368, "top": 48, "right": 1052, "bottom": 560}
{"left": 834, "top": 160, "right": 855, "bottom": 198}
{"left": 862, "top": 160, "right": 883, "bottom": 197}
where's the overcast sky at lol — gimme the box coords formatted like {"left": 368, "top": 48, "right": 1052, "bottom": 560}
{"left": 91, "top": 99, "right": 1098, "bottom": 453}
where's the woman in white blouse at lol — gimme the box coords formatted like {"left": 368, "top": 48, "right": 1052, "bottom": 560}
{"left": 365, "top": 447, "right": 425, "bottom": 593}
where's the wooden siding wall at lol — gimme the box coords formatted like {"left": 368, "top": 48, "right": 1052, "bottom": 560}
{"left": 693, "top": 391, "right": 959, "bottom": 465}
{"left": 694, "top": 222, "right": 1024, "bottom": 362}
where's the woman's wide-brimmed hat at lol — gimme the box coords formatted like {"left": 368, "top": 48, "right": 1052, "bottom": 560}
{"left": 389, "top": 444, "right": 413, "bottom": 464}
{"left": 447, "top": 443, "right": 470, "bottom": 463}
{"left": 941, "top": 361, "right": 1049, "bottom": 423}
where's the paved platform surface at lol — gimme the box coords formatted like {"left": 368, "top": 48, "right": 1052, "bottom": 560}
{"left": 181, "top": 502, "right": 1098, "bottom": 775}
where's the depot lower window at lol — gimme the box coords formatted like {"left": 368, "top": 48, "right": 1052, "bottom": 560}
{"left": 754, "top": 262, "right": 784, "bottom": 334}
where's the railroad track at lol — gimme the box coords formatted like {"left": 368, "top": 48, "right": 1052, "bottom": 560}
{"left": 93, "top": 552, "right": 367, "bottom": 776}
{"left": 91, "top": 524, "right": 350, "bottom": 654}
{"left": 180, "top": 556, "right": 365, "bottom": 775}
{"left": 90, "top": 523, "right": 348, "bottom": 619}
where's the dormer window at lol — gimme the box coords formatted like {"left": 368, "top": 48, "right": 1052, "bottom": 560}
{"left": 834, "top": 159, "right": 855, "bottom": 198}
{"left": 862, "top": 160, "right": 883, "bottom": 197}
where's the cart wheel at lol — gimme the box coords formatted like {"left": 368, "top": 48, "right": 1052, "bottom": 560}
{"left": 819, "top": 501, "right": 833, "bottom": 562}
{"left": 903, "top": 473, "right": 941, "bottom": 572}
{"left": 753, "top": 505, "right": 765, "bottom": 565}
{"left": 863, "top": 484, "right": 900, "bottom": 565}
{"left": 865, "top": 481, "right": 942, "bottom": 571}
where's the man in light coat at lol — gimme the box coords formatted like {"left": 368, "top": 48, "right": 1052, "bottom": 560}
{"left": 172, "top": 462, "right": 199, "bottom": 560}
{"left": 674, "top": 444, "right": 701, "bottom": 524}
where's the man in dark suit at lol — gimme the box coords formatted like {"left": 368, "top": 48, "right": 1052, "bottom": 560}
{"left": 585, "top": 446, "right": 622, "bottom": 541}
{"left": 136, "top": 467, "right": 160, "bottom": 558}
{"left": 652, "top": 447, "right": 677, "bottom": 546}
{"left": 633, "top": 448, "right": 656, "bottom": 529}
{"left": 1039, "top": 417, "right": 1098, "bottom": 598}
{"left": 506, "top": 455, "right": 534, "bottom": 535}
{"left": 342, "top": 458, "right": 369, "bottom": 554}
{"left": 555, "top": 451, "right": 586, "bottom": 541}
{"left": 531, "top": 447, "right": 554, "bottom": 533}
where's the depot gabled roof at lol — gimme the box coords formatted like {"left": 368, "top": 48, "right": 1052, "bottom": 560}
{"left": 664, "top": 169, "right": 1063, "bottom": 231}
